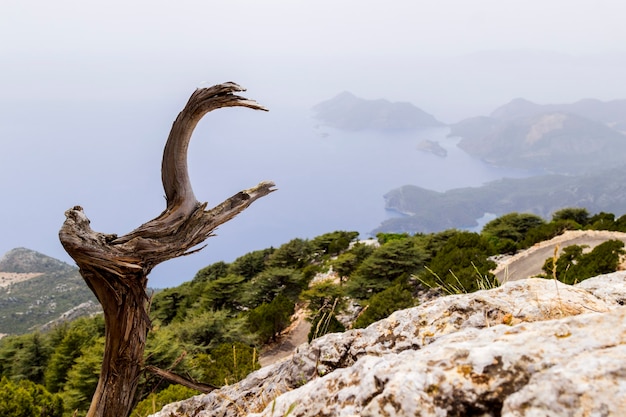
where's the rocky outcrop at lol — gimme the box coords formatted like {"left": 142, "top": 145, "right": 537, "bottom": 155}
{"left": 417, "top": 139, "right": 447, "bottom": 157}
{"left": 151, "top": 274, "right": 626, "bottom": 417}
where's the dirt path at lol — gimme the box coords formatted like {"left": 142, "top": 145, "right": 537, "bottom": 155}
{"left": 258, "top": 231, "right": 626, "bottom": 367}
{"left": 493, "top": 230, "right": 626, "bottom": 282}
{"left": 259, "top": 311, "right": 311, "bottom": 367}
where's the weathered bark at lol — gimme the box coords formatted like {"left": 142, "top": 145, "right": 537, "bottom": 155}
{"left": 59, "top": 82, "right": 275, "bottom": 417}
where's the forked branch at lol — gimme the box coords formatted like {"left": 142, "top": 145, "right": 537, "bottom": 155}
{"left": 58, "top": 82, "right": 274, "bottom": 417}
{"left": 61, "top": 82, "right": 275, "bottom": 273}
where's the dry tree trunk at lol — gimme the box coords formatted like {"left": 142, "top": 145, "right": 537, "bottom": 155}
{"left": 59, "top": 82, "right": 275, "bottom": 417}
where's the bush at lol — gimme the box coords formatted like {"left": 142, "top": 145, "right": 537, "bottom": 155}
{"left": 331, "top": 243, "right": 375, "bottom": 281}
{"left": 482, "top": 212, "right": 545, "bottom": 253}
{"left": 191, "top": 341, "right": 261, "bottom": 387}
{"left": 308, "top": 313, "right": 345, "bottom": 342}
{"left": 300, "top": 281, "right": 344, "bottom": 313}
{"left": 267, "top": 238, "right": 313, "bottom": 269}
{"left": 310, "top": 231, "right": 359, "bottom": 257}
{"left": 542, "top": 239, "right": 625, "bottom": 284}
{"left": 552, "top": 207, "right": 590, "bottom": 227}
{"left": 586, "top": 212, "right": 617, "bottom": 231}
{"left": 520, "top": 219, "right": 580, "bottom": 248}
{"left": 347, "top": 239, "right": 425, "bottom": 299}
{"left": 353, "top": 284, "right": 414, "bottom": 329}
{"left": 375, "top": 232, "right": 410, "bottom": 245}
{"left": 0, "top": 377, "right": 63, "bottom": 417}
{"left": 131, "top": 385, "right": 199, "bottom": 417}
{"left": 228, "top": 249, "right": 273, "bottom": 280}
{"left": 170, "top": 310, "right": 250, "bottom": 352}
{"left": 247, "top": 294, "right": 295, "bottom": 344}
{"left": 419, "top": 231, "right": 496, "bottom": 294}
{"left": 239, "top": 267, "right": 306, "bottom": 308}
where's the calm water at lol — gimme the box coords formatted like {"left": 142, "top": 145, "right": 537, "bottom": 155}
{"left": 150, "top": 107, "right": 532, "bottom": 286}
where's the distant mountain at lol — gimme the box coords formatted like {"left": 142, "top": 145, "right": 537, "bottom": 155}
{"left": 0, "top": 247, "right": 74, "bottom": 274}
{"left": 374, "top": 164, "right": 626, "bottom": 234}
{"left": 450, "top": 98, "right": 626, "bottom": 174}
{"left": 490, "top": 97, "right": 626, "bottom": 128}
{"left": 312, "top": 91, "right": 445, "bottom": 131}
{"left": 0, "top": 248, "right": 99, "bottom": 335}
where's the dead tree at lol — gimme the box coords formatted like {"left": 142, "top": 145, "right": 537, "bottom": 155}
{"left": 59, "top": 82, "right": 275, "bottom": 417}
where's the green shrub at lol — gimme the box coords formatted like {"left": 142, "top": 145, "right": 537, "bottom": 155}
{"left": 267, "top": 238, "right": 313, "bottom": 269}
{"left": 247, "top": 294, "right": 295, "bottom": 344}
{"left": 301, "top": 281, "right": 344, "bottom": 313}
{"left": 551, "top": 207, "right": 590, "bottom": 227}
{"left": 353, "top": 284, "right": 414, "bottom": 329}
{"left": 347, "top": 239, "right": 424, "bottom": 299}
{"left": 191, "top": 341, "right": 261, "bottom": 387}
{"left": 419, "top": 231, "right": 496, "bottom": 294}
{"left": 586, "top": 212, "right": 617, "bottom": 231}
{"left": 228, "top": 249, "right": 274, "bottom": 280}
{"left": 520, "top": 219, "right": 580, "bottom": 248}
{"left": 308, "top": 313, "right": 345, "bottom": 342}
{"left": 331, "top": 243, "right": 375, "bottom": 281}
{"left": 310, "top": 231, "right": 359, "bottom": 257}
{"left": 542, "top": 239, "right": 625, "bottom": 284}
{"left": 131, "top": 385, "right": 199, "bottom": 417}
{"left": 0, "top": 377, "right": 63, "bottom": 417}
{"left": 482, "top": 212, "right": 545, "bottom": 253}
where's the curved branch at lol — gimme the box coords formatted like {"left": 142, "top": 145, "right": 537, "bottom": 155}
{"left": 58, "top": 82, "right": 274, "bottom": 417}
{"left": 110, "top": 82, "right": 274, "bottom": 251}
{"left": 161, "top": 82, "right": 268, "bottom": 217}
{"left": 61, "top": 81, "right": 275, "bottom": 269}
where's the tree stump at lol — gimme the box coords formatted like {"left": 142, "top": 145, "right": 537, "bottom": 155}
{"left": 59, "top": 82, "right": 275, "bottom": 417}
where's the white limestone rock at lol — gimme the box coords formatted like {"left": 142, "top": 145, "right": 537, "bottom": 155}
{"left": 151, "top": 277, "right": 626, "bottom": 417}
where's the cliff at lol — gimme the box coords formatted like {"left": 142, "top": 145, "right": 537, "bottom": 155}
{"left": 150, "top": 273, "right": 626, "bottom": 416}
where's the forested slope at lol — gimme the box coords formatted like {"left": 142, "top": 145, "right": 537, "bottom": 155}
{"left": 2, "top": 208, "right": 626, "bottom": 416}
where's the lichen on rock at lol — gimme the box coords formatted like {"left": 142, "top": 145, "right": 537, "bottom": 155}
{"left": 151, "top": 273, "right": 626, "bottom": 417}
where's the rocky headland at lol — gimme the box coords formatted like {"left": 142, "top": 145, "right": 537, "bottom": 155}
{"left": 312, "top": 91, "right": 445, "bottom": 131}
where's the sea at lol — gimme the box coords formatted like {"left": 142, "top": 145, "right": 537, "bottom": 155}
{"left": 148, "top": 106, "right": 533, "bottom": 287}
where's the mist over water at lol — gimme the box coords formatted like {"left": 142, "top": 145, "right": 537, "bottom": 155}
{"left": 148, "top": 106, "right": 533, "bottom": 287}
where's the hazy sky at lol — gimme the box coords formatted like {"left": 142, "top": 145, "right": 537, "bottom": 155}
{"left": 2, "top": 1, "right": 626, "bottom": 287}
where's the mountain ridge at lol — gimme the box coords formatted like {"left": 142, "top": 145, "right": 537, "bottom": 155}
{"left": 449, "top": 97, "right": 626, "bottom": 174}
{"left": 0, "top": 248, "right": 99, "bottom": 335}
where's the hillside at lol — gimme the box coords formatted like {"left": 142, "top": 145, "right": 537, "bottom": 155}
{"left": 0, "top": 248, "right": 99, "bottom": 335}
{"left": 3, "top": 214, "right": 626, "bottom": 415}
{"left": 312, "top": 91, "right": 445, "bottom": 131}
{"left": 450, "top": 98, "right": 626, "bottom": 174}
{"left": 490, "top": 97, "right": 626, "bottom": 127}
{"left": 375, "top": 163, "right": 626, "bottom": 234}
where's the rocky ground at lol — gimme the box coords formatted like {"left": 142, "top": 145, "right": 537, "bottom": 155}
{"left": 151, "top": 273, "right": 626, "bottom": 417}
{"left": 259, "top": 230, "right": 626, "bottom": 369}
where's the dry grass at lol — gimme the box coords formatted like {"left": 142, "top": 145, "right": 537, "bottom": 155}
{"left": 0, "top": 272, "right": 42, "bottom": 288}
